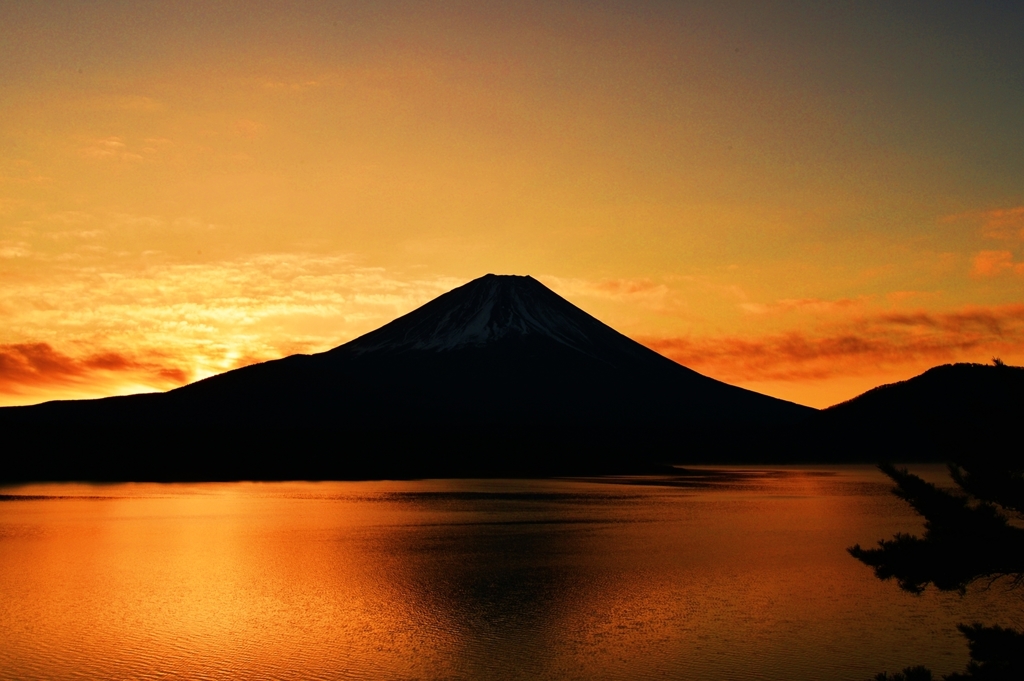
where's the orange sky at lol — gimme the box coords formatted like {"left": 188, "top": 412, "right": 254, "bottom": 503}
{"left": 2, "top": 1, "right": 1023, "bottom": 408}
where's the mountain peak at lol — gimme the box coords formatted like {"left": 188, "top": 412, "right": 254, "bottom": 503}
{"left": 341, "top": 273, "right": 618, "bottom": 355}
{"left": 0, "top": 272, "right": 818, "bottom": 482}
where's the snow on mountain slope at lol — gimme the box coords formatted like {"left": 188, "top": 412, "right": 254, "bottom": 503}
{"left": 340, "top": 274, "right": 640, "bottom": 359}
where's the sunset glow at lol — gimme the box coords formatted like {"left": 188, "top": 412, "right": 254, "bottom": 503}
{"left": 3, "top": 2, "right": 1023, "bottom": 407}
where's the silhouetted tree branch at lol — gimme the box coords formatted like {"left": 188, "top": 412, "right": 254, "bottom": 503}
{"left": 944, "top": 624, "right": 1024, "bottom": 681}
{"left": 849, "top": 463, "right": 1024, "bottom": 594}
{"left": 850, "top": 462, "right": 1024, "bottom": 680}
{"left": 949, "top": 462, "right": 1024, "bottom": 518}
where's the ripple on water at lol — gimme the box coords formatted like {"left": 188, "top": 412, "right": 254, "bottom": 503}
{"left": 0, "top": 470, "right": 1013, "bottom": 680}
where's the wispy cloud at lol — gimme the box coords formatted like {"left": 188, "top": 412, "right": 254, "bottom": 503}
{"left": 541, "top": 275, "right": 686, "bottom": 313}
{"left": 739, "top": 297, "right": 867, "bottom": 315}
{"left": 79, "top": 136, "right": 143, "bottom": 162}
{"left": 943, "top": 205, "right": 1024, "bottom": 241}
{"left": 0, "top": 253, "right": 459, "bottom": 405}
{"left": 79, "top": 136, "right": 169, "bottom": 162}
{"left": 44, "top": 210, "right": 94, "bottom": 226}
{"left": 641, "top": 303, "right": 1024, "bottom": 382}
{"left": 0, "top": 241, "right": 31, "bottom": 258}
{"left": 971, "top": 250, "right": 1024, "bottom": 278}
{"left": 542, "top": 276, "right": 1022, "bottom": 387}
{"left": 978, "top": 206, "right": 1024, "bottom": 241}
{"left": 0, "top": 343, "right": 186, "bottom": 401}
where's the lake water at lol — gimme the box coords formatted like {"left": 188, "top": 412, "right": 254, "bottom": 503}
{"left": 1, "top": 466, "right": 1020, "bottom": 681}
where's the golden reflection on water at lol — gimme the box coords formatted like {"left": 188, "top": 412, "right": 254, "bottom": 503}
{"left": 0, "top": 469, "right": 1018, "bottom": 680}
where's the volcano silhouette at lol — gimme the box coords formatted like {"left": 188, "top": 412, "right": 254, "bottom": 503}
{"left": 2, "top": 274, "right": 813, "bottom": 481}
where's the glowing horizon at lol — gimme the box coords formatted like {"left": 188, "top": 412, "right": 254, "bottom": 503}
{"left": 2, "top": 2, "right": 1023, "bottom": 408}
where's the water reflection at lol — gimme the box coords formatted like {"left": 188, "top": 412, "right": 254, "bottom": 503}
{"left": 0, "top": 469, "right": 1015, "bottom": 680}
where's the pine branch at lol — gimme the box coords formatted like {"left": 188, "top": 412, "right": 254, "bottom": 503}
{"left": 848, "top": 465, "right": 1024, "bottom": 593}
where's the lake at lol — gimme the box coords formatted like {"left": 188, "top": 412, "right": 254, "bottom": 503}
{"left": 1, "top": 466, "right": 1019, "bottom": 680}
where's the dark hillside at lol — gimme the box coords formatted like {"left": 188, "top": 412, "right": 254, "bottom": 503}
{"left": 811, "top": 362, "right": 1024, "bottom": 462}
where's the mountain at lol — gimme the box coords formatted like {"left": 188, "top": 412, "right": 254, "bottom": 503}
{"left": 1, "top": 274, "right": 814, "bottom": 481}
{"left": 811, "top": 362, "right": 1024, "bottom": 462}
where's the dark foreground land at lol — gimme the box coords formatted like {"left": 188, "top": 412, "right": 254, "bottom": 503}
{"left": 2, "top": 275, "right": 1021, "bottom": 482}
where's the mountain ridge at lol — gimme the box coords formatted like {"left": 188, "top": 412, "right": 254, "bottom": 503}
{"left": 1, "top": 274, "right": 813, "bottom": 481}
{"left": 809, "top": 361, "right": 1024, "bottom": 462}
{"left": 4, "top": 277, "right": 1020, "bottom": 481}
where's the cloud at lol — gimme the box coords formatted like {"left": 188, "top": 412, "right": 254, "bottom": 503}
{"left": 79, "top": 136, "right": 169, "bottom": 162}
{"left": 947, "top": 207, "right": 1024, "bottom": 276}
{"left": 44, "top": 211, "right": 94, "bottom": 225}
{"left": 0, "top": 253, "right": 459, "bottom": 405}
{"left": 885, "top": 290, "right": 940, "bottom": 303}
{"left": 979, "top": 206, "right": 1024, "bottom": 241}
{"left": 943, "top": 205, "right": 1024, "bottom": 241}
{"left": 541, "top": 275, "right": 684, "bottom": 313}
{"left": 589, "top": 278, "right": 663, "bottom": 296}
{"left": 640, "top": 303, "right": 1024, "bottom": 382}
{"left": 0, "top": 241, "right": 31, "bottom": 258}
{"left": 79, "top": 136, "right": 144, "bottom": 162}
{"left": 740, "top": 297, "right": 866, "bottom": 315}
{"left": 971, "top": 250, "right": 1024, "bottom": 278}
{"left": 47, "top": 229, "right": 103, "bottom": 241}
{"left": 0, "top": 343, "right": 187, "bottom": 399}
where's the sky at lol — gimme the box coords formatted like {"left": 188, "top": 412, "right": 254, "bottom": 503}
{"left": 1, "top": 0, "right": 1023, "bottom": 408}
